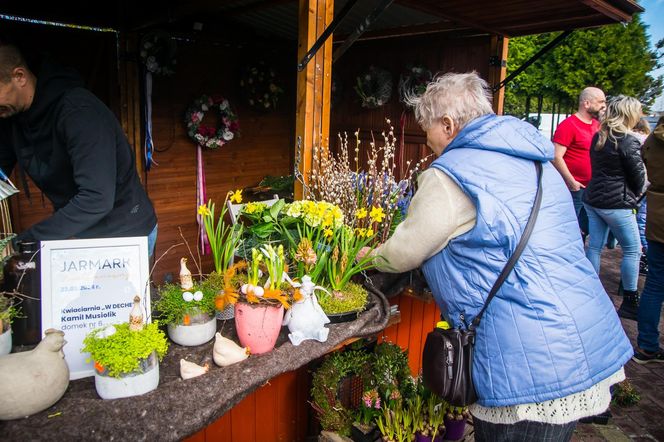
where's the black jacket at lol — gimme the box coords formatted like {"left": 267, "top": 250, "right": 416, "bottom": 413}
{"left": 0, "top": 62, "right": 157, "bottom": 242}
{"left": 583, "top": 132, "right": 646, "bottom": 210}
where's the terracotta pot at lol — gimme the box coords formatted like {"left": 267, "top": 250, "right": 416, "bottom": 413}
{"left": 443, "top": 417, "right": 466, "bottom": 441}
{"left": 0, "top": 326, "right": 11, "bottom": 356}
{"left": 234, "top": 302, "right": 284, "bottom": 354}
{"left": 94, "top": 351, "right": 159, "bottom": 400}
{"left": 167, "top": 315, "right": 217, "bottom": 346}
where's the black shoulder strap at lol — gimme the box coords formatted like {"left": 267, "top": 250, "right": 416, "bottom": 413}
{"left": 470, "top": 161, "right": 543, "bottom": 329}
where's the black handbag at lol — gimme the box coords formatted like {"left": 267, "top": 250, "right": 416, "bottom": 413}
{"left": 422, "top": 161, "right": 543, "bottom": 406}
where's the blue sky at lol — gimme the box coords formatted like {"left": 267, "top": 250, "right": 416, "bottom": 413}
{"left": 640, "top": 0, "right": 664, "bottom": 111}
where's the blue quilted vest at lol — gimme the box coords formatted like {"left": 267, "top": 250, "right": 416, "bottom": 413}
{"left": 422, "top": 114, "right": 632, "bottom": 407}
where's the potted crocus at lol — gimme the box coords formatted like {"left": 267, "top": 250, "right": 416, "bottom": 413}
{"left": 216, "top": 245, "right": 296, "bottom": 354}
{"left": 154, "top": 277, "right": 218, "bottom": 346}
{"left": 0, "top": 297, "right": 19, "bottom": 355}
{"left": 81, "top": 296, "right": 169, "bottom": 400}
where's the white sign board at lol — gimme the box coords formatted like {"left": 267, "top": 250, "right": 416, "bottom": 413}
{"left": 40, "top": 237, "right": 151, "bottom": 380}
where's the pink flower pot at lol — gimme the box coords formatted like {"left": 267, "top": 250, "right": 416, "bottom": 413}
{"left": 234, "top": 302, "right": 284, "bottom": 354}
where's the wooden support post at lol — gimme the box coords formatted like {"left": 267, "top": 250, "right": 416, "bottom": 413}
{"left": 489, "top": 35, "right": 509, "bottom": 115}
{"left": 295, "top": 0, "right": 334, "bottom": 200}
{"left": 118, "top": 32, "right": 145, "bottom": 183}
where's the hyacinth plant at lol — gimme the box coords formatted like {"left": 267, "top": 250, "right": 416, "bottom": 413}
{"left": 308, "top": 119, "right": 429, "bottom": 246}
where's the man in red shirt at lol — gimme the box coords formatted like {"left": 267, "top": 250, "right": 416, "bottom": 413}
{"left": 552, "top": 87, "right": 606, "bottom": 237}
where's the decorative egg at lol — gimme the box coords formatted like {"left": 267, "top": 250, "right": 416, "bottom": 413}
{"left": 182, "top": 291, "right": 194, "bottom": 302}
{"left": 193, "top": 291, "right": 204, "bottom": 301}
{"left": 253, "top": 286, "right": 265, "bottom": 297}
{"left": 241, "top": 284, "right": 251, "bottom": 295}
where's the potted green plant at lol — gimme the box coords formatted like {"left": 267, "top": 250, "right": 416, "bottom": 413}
{"left": 351, "top": 389, "right": 382, "bottom": 442}
{"left": 81, "top": 297, "right": 169, "bottom": 400}
{"left": 443, "top": 406, "right": 469, "bottom": 441}
{"left": 154, "top": 278, "right": 218, "bottom": 346}
{"left": 198, "top": 194, "right": 244, "bottom": 320}
{"left": 0, "top": 296, "right": 19, "bottom": 355}
{"left": 375, "top": 398, "right": 414, "bottom": 442}
{"left": 217, "top": 245, "right": 296, "bottom": 354}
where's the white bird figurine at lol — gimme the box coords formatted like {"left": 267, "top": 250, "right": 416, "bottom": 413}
{"left": 0, "top": 329, "right": 69, "bottom": 420}
{"left": 179, "top": 359, "right": 209, "bottom": 380}
{"left": 180, "top": 257, "right": 194, "bottom": 290}
{"left": 213, "top": 333, "right": 250, "bottom": 367}
{"left": 282, "top": 275, "right": 330, "bottom": 346}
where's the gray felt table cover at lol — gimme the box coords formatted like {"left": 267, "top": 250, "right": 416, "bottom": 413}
{"left": 0, "top": 289, "right": 390, "bottom": 441}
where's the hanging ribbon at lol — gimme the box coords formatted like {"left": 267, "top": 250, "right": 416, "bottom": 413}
{"left": 143, "top": 71, "right": 157, "bottom": 171}
{"left": 196, "top": 145, "right": 210, "bottom": 255}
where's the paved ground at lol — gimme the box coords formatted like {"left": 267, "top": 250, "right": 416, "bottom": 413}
{"left": 461, "top": 248, "right": 664, "bottom": 441}
{"left": 572, "top": 248, "right": 664, "bottom": 442}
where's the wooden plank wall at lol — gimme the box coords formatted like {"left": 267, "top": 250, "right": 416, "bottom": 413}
{"left": 330, "top": 34, "right": 493, "bottom": 172}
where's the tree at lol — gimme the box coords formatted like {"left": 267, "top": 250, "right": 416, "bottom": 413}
{"left": 504, "top": 14, "right": 662, "bottom": 116}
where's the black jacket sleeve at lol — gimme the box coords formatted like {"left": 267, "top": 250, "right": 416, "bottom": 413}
{"left": 17, "top": 99, "right": 117, "bottom": 241}
{"left": 0, "top": 131, "right": 17, "bottom": 179}
{"left": 619, "top": 135, "right": 646, "bottom": 198}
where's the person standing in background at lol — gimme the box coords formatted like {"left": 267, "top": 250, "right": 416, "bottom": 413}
{"left": 582, "top": 96, "right": 646, "bottom": 320}
{"left": 552, "top": 87, "right": 606, "bottom": 239}
{"left": 633, "top": 118, "right": 651, "bottom": 275}
{"left": 634, "top": 117, "right": 664, "bottom": 363}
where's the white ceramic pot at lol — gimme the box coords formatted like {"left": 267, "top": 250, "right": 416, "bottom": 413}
{"left": 0, "top": 327, "right": 11, "bottom": 356}
{"left": 167, "top": 316, "right": 217, "bottom": 346}
{"left": 94, "top": 352, "right": 159, "bottom": 400}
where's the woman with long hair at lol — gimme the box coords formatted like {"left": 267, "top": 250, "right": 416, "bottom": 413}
{"left": 583, "top": 95, "right": 646, "bottom": 319}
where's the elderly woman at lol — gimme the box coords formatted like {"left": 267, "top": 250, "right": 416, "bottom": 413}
{"left": 583, "top": 96, "right": 646, "bottom": 320}
{"left": 366, "top": 72, "right": 631, "bottom": 441}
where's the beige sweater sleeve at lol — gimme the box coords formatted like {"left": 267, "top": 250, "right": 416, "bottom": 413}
{"left": 372, "top": 168, "right": 476, "bottom": 273}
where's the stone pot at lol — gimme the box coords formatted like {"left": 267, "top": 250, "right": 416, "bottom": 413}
{"left": 94, "top": 351, "right": 159, "bottom": 400}
{"left": 167, "top": 315, "right": 217, "bottom": 346}
{"left": 0, "top": 324, "right": 11, "bottom": 356}
{"left": 234, "top": 302, "right": 284, "bottom": 354}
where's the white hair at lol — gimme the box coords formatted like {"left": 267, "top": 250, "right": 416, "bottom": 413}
{"left": 407, "top": 71, "right": 494, "bottom": 130}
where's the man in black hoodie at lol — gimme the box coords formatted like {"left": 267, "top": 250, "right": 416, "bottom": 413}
{"left": 0, "top": 43, "right": 157, "bottom": 255}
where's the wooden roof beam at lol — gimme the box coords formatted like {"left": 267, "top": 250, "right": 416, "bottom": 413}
{"left": 579, "top": 0, "right": 634, "bottom": 22}
{"left": 397, "top": 0, "right": 508, "bottom": 36}
{"left": 332, "top": 21, "right": 469, "bottom": 42}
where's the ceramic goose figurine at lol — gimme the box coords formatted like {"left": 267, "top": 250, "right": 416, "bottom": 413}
{"left": 0, "top": 329, "right": 69, "bottom": 420}
{"left": 180, "top": 257, "right": 194, "bottom": 290}
{"left": 213, "top": 332, "right": 250, "bottom": 367}
{"left": 179, "top": 359, "right": 209, "bottom": 380}
{"left": 282, "top": 275, "right": 330, "bottom": 346}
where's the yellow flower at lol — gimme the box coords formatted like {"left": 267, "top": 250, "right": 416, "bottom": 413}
{"left": 229, "top": 189, "right": 243, "bottom": 204}
{"left": 243, "top": 202, "right": 265, "bottom": 214}
{"left": 366, "top": 228, "right": 374, "bottom": 237}
{"left": 369, "top": 206, "right": 385, "bottom": 223}
{"left": 356, "top": 208, "right": 368, "bottom": 219}
{"left": 198, "top": 204, "right": 211, "bottom": 217}
{"left": 323, "top": 228, "right": 333, "bottom": 239}
{"left": 356, "top": 228, "right": 367, "bottom": 238}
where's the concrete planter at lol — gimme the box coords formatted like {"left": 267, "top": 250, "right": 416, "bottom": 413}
{"left": 167, "top": 315, "right": 217, "bottom": 346}
{"left": 94, "top": 351, "right": 159, "bottom": 400}
{"left": 0, "top": 327, "right": 11, "bottom": 356}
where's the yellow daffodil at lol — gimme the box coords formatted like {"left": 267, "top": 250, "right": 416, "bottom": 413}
{"left": 324, "top": 228, "right": 334, "bottom": 239}
{"left": 369, "top": 206, "right": 385, "bottom": 223}
{"left": 198, "top": 204, "right": 211, "bottom": 217}
{"left": 229, "top": 189, "right": 243, "bottom": 204}
{"left": 366, "top": 228, "right": 374, "bottom": 237}
{"left": 356, "top": 228, "right": 367, "bottom": 238}
{"left": 355, "top": 208, "right": 368, "bottom": 219}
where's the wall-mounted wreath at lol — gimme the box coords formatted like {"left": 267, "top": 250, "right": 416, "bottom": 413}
{"left": 398, "top": 64, "right": 432, "bottom": 106}
{"left": 354, "top": 66, "right": 393, "bottom": 109}
{"left": 185, "top": 95, "right": 240, "bottom": 149}
{"left": 239, "top": 62, "right": 284, "bottom": 111}
{"left": 139, "top": 31, "right": 177, "bottom": 76}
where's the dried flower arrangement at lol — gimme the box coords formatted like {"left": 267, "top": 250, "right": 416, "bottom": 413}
{"left": 308, "top": 119, "right": 429, "bottom": 246}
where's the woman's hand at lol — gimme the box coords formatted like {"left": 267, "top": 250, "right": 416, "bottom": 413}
{"left": 356, "top": 246, "right": 373, "bottom": 262}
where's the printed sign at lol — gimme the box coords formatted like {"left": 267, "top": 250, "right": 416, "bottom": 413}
{"left": 40, "top": 237, "right": 151, "bottom": 380}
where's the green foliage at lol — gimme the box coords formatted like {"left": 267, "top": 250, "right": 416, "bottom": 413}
{"left": 0, "top": 296, "right": 20, "bottom": 332}
{"left": 505, "top": 17, "right": 663, "bottom": 116}
{"left": 372, "top": 342, "right": 415, "bottom": 405}
{"left": 612, "top": 379, "right": 640, "bottom": 407}
{"left": 153, "top": 281, "right": 217, "bottom": 325}
{"left": 317, "top": 281, "right": 368, "bottom": 315}
{"left": 199, "top": 199, "right": 243, "bottom": 274}
{"left": 82, "top": 322, "right": 169, "bottom": 378}
{"left": 310, "top": 349, "right": 373, "bottom": 436}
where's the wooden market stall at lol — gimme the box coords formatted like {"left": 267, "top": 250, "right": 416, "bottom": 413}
{"left": 0, "top": 0, "right": 642, "bottom": 440}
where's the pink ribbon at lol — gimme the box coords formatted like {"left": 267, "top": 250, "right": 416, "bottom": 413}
{"left": 196, "top": 145, "right": 211, "bottom": 255}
